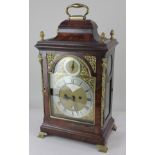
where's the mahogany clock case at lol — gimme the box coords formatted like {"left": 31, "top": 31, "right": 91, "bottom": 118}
{"left": 35, "top": 18, "right": 118, "bottom": 146}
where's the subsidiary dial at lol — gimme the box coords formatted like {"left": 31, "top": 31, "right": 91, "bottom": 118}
{"left": 64, "top": 57, "right": 80, "bottom": 76}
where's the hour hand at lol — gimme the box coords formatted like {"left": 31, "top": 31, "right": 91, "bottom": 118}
{"left": 63, "top": 94, "right": 70, "bottom": 100}
{"left": 71, "top": 61, "right": 74, "bottom": 72}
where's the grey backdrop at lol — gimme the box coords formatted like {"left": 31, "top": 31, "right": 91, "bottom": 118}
{"left": 30, "top": 0, "right": 126, "bottom": 111}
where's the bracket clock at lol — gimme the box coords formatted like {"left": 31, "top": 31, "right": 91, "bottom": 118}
{"left": 35, "top": 3, "right": 118, "bottom": 153}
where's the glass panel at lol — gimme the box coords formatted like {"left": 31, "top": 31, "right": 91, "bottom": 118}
{"left": 104, "top": 82, "right": 110, "bottom": 119}
{"left": 49, "top": 55, "right": 96, "bottom": 125}
{"left": 104, "top": 55, "right": 113, "bottom": 119}
{"left": 107, "top": 56, "right": 112, "bottom": 76}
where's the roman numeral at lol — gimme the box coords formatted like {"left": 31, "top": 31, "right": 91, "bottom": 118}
{"left": 85, "top": 106, "right": 89, "bottom": 110}
{"left": 87, "top": 98, "right": 91, "bottom": 101}
{"left": 79, "top": 81, "right": 83, "bottom": 86}
{"left": 85, "top": 89, "right": 90, "bottom": 92}
{"left": 71, "top": 79, "right": 74, "bottom": 84}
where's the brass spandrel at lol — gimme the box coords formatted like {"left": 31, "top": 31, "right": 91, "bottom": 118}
{"left": 84, "top": 56, "right": 96, "bottom": 73}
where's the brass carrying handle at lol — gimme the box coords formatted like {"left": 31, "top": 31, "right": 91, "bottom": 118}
{"left": 66, "top": 3, "right": 89, "bottom": 20}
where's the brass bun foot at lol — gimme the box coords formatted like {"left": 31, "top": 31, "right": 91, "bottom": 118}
{"left": 112, "top": 124, "right": 117, "bottom": 131}
{"left": 38, "top": 131, "right": 47, "bottom": 138}
{"left": 96, "top": 145, "right": 108, "bottom": 153}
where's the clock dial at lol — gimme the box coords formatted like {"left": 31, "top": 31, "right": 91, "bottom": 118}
{"left": 64, "top": 58, "right": 80, "bottom": 76}
{"left": 54, "top": 57, "right": 80, "bottom": 76}
{"left": 50, "top": 56, "right": 95, "bottom": 124}
{"left": 53, "top": 76, "right": 93, "bottom": 118}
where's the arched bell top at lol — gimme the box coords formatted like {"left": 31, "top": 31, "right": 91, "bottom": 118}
{"left": 35, "top": 4, "right": 118, "bottom": 52}
{"left": 58, "top": 19, "right": 97, "bottom": 29}
{"left": 54, "top": 19, "right": 99, "bottom": 42}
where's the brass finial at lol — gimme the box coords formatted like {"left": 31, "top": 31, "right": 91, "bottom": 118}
{"left": 110, "top": 29, "right": 114, "bottom": 40}
{"left": 40, "top": 31, "right": 45, "bottom": 41}
{"left": 99, "top": 32, "right": 107, "bottom": 43}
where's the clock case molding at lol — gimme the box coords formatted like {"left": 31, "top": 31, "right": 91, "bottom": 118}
{"left": 35, "top": 19, "right": 118, "bottom": 146}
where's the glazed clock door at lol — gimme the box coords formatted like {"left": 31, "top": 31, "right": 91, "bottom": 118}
{"left": 48, "top": 54, "right": 96, "bottom": 125}
{"left": 104, "top": 55, "right": 113, "bottom": 119}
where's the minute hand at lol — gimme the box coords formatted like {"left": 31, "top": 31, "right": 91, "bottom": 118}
{"left": 72, "top": 96, "right": 78, "bottom": 112}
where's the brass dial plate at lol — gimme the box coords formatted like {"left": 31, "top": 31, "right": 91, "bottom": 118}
{"left": 49, "top": 55, "right": 96, "bottom": 124}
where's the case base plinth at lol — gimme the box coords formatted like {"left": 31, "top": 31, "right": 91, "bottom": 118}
{"left": 39, "top": 117, "right": 115, "bottom": 147}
